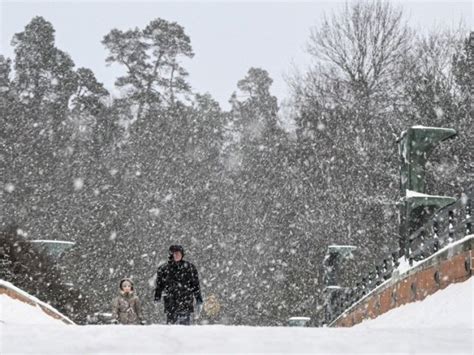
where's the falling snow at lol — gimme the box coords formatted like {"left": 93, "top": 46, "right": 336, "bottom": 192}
{"left": 73, "top": 178, "right": 84, "bottom": 191}
{"left": 1, "top": 1, "right": 471, "bottom": 333}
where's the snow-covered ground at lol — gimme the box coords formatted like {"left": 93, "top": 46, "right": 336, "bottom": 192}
{"left": 356, "top": 276, "right": 473, "bottom": 330}
{"left": 0, "top": 294, "right": 65, "bottom": 326}
{"left": 0, "top": 280, "right": 74, "bottom": 325}
{"left": 1, "top": 278, "right": 473, "bottom": 354}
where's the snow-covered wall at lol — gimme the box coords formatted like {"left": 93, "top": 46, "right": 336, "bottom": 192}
{"left": 331, "top": 235, "right": 473, "bottom": 327}
{"left": 0, "top": 280, "right": 75, "bottom": 325}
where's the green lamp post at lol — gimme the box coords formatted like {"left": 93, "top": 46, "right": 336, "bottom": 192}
{"left": 398, "top": 126, "right": 457, "bottom": 258}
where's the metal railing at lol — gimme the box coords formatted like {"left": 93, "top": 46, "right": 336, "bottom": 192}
{"left": 323, "top": 190, "right": 472, "bottom": 326}
{"left": 408, "top": 192, "right": 472, "bottom": 265}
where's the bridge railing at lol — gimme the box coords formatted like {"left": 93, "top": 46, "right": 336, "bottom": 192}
{"left": 408, "top": 191, "right": 472, "bottom": 265}
{"left": 324, "top": 190, "right": 472, "bottom": 326}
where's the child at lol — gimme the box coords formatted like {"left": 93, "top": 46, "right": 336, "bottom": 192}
{"left": 111, "top": 278, "right": 144, "bottom": 325}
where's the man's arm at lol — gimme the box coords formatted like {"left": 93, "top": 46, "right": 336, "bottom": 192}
{"left": 191, "top": 264, "right": 203, "bottom": 303}
{"left": 154, "top": 266, "right": 165, "bottom": 301}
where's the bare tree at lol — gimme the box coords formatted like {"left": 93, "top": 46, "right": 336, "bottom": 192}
{"left": 307, "top": 0, "right": 411, "bottom": 109}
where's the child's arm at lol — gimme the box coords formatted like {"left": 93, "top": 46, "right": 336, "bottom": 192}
{"left": 111, "top": 297, "right": 120, "bottom": 323}
{"left": 135, "top": 297, "right": 145, "bottom": 324}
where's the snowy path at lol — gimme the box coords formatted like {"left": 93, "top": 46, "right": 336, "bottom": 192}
{"left": 2, "top": 324, "right": 472, "bottom": 354}
{"left": 1, "top": 279, "right": 473, "bottom": 354}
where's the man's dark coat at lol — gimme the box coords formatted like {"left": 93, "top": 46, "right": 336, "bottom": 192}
{"left": 154, "top": 259, "right": 203, "bottom": 315}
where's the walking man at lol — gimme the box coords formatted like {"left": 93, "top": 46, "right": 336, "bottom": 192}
{"left": 154, "top": 245, "right": 203, "bottom": 325}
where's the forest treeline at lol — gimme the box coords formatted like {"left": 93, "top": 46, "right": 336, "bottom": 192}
{"left": 1, "top": 1, "right": 472, "bottom": 325}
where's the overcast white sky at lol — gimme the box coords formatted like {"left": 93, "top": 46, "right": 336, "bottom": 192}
{"left": 1, "top": 1, "right": 471, "bottom": 110}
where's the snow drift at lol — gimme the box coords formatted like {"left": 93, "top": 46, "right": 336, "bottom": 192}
{"left": 0, "top": 279, "right": 74, "bottom": 325}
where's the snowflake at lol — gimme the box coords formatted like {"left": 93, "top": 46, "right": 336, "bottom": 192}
{"left": 73, "top": 178, "right": 84, "bottom": 191}
{"left": 149, "top": 208, "right": 160, "bottom": 217}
